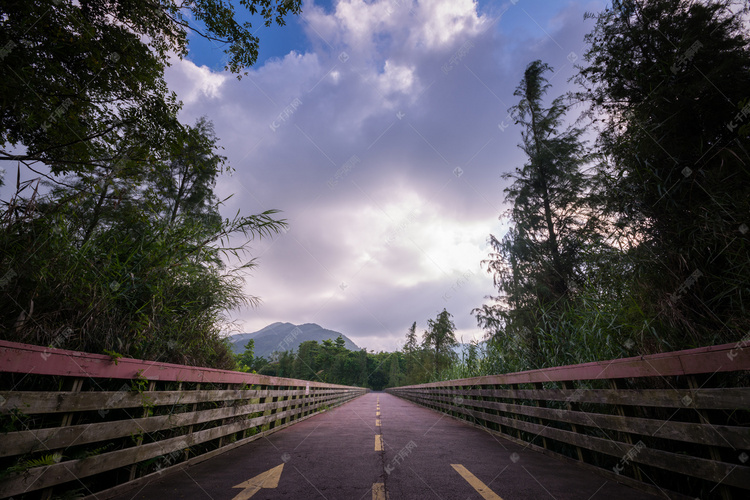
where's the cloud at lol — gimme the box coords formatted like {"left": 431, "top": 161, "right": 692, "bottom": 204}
{"left": 169, "top": 59, "right": 227, "bottom": 105}
{"left": 167, "top": 0, "right": 598, "bottom": 351}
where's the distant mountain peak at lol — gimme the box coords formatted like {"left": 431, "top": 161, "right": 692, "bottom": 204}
{"left": 227, "top": 322, "right": 360, "bottom": 358}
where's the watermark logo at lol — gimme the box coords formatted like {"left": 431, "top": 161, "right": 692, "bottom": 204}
{"left": 154, "top": 449, "right": 185, "bottom": 472}
{"left": 442, "top": 40, "right": 475, "bottom": 75}
{"left": 0, "top": 40, "right": 17, "bottom": 61}
{"left": 327, "top": 155, "right": 361, "bottom": 188}
{"left": 498, "top": 112, "right": 513, "bottom": 132}
{"left": 613, "top": 440, "right": 645, "bottom": 474}
{"left": 668, "top": 269, "right": 702, "bottom": 304}
{"left": 384, "top": 440, "right": 417, "bottom": 474}
{"left": 0, "top": 268, "right": 17, "bottom": 290}
{"left": 727, "top": 331, "right": 750, "bottom": 361}
{"left": 41, "top": 98, "right": 73, "bottom": 132}
{"left": 270, "top": 97, "right": 302, "bottom": 132}
{"left": 384, "top": 209, "right": 419, "bottom": 247}
{"left": 41, "top": 327, "right": 74, "bottom": 360}
{"left": 727, "top": 100, "right": 750, "bottom": 133}
{"left": 565, "top": 387, "right": 586, "bottom": 404}
{"left": 671, "top": 40, "right": 702, "bottom": 74}
{"left": 442, "top": 269, "right": 475, "bottom": 302}
{"left": 277, "top": 327, "right": 302, "bottom": 352}
{"left": 98, "top": 383, "right": 131, "bottom": 417}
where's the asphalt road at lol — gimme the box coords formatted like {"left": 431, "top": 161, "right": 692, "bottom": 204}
{"left": 111, "top": 392, "right": 657, "bottom": 499}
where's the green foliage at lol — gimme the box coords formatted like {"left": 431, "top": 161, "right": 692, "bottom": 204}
{"left": 236, "top": 339, "right": 268, "bottom": 373}
{"left": 575, "top": 0, "right": 750, "bottom": 344}
{"left": 252, "top": 337, "right": 397, "bottom": 390}
{"left": 103, "top": 350, "right": 123, "bottom": 365}
{"left": 0, "top": 0, "right": 297, "bottom": 369}
{"left": 1, "top": 118, "right": 287, "bottom": 368}
{"left": 0, "top": 0, "right": 302, "bottom": 172}
{"left": 422, "top": 309, "right": 458, "bottom": 377}
{"left": 469, "top": 1, "right": 750, "bottom": 374}
{"left": 475, "top": 60, "right": 602, "bottom": 367}
{"left": 3, "top": 452, "right": 62, "bottom": 477}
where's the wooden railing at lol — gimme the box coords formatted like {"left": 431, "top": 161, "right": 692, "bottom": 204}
{"left": 0, "top": 340, "right": 366, "bottom": 499}
{"left": 388, "top": 342, "right": 750, "bottom": 500}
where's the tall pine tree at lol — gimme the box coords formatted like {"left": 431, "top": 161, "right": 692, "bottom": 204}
{"left": 476, "top": 61, "right": 595, "bottom": 362}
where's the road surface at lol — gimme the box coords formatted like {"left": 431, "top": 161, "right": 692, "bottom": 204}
{"left": 111, "top": 392, "right": 657, "bottom": 499}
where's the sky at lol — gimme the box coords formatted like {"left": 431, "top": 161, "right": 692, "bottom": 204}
{"left": 163, "top": 0, "right": 605, "bottom": 352}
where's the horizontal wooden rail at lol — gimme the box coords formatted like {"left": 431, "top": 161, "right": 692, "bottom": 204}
{"left": 0, "top": 339, "right": 345, "bottom": 386}
{"left": 388, "top": 341, "right": 750, "bottom": 500}
{"left": 0, "top": 340, "right": 366, "bottom": 499}
{"left": 400, "top": 341, "right": 750, "bottom": 387}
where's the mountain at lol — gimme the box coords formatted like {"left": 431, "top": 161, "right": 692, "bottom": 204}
{"left": 227, "top": 322, "right": 361, "bottom": 358}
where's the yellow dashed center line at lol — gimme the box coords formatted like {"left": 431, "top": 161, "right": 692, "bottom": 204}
{"left": 375, "top": 435, "right": 384, "bottom": 451}
{"left": 376, "top": 419, "right": 381, "bottom": 426}
{"left": 372, "top": 482, "right": 386, "bottom": 499}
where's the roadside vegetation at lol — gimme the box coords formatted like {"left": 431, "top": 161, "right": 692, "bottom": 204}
{"left": 2, "top": 0, "right": 748, "bottom": 383}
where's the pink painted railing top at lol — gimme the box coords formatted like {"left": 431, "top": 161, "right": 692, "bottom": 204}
{"left": 0, "top": 339, "right": 352, "bottom": 388}
{"left": 397, "top": 340, "right": 750, "bottom": 388}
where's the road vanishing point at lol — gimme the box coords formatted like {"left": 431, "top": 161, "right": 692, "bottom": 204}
{"left": 112, "top": 392, "right": 657, "bottom": 500}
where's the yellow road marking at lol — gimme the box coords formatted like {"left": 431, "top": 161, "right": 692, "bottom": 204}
{"left": 232, "top": 464, "right": 284, "bottom": 500}
{"left": 375, "top": 435, "right": 384, "bottom": 451}
{"left": 372, "top": 482, "right": 386, "bottom": 500}
{"left": 376, "top": 419, "right": 381, "bottom": 426}
{"left": 376, "top": 410, "right": 380, "bottom": 416}
{"left": 451, "top": 464, "right": 503, "bottom": 500}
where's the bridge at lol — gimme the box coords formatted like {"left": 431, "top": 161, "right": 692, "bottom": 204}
{"left": 0, "top": 339, "right": 748, "bottom": 499}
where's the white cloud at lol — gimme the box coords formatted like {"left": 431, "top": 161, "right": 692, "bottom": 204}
{"left": 410, "top": 0, "right": 488, "bottom": 49}
{"left": 377, "top": 60, "right": 417, "bottom": 96}
{"left": 170, "top": 59, "right": 227, "bottom": 105}
{"left": 166, "top": 0, "right": 596, "bottom": 351}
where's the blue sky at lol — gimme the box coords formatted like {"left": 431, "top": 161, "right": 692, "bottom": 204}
{"left": 164, "top": 0, "right": 605, "bottom": 351}
{"left": 185, "top": 1, "right": 587, "bottom": 70}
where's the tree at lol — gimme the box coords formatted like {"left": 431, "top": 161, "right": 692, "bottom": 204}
{"left": 387, "top": 353, "right": 402, "bottom": 388}
{"left": 235, "top": 339, "right": 255, "bottom": 372}
{"left": 475, "top": 60, "right": 595, "bottom": 362}
{"left": 0, "top": 0, "right": 302, "bottom": 173}
{"left": 0, "top": 1, "right": 297, "bottom": 365}
{"left": 358, "top": 349, "right": 369, "bottom": 386}
{"left": 1, "top": 118, "right": 286, "bottom": 367}
{"left": 401, "top": 321, "right": 428, "bottom": 384}
{"left": 293, "top": 341, "right": 320, "bottom": 380}
{"left": 404, "top": 322, "right": 419, "bottom": 352}
{"left": 576, "top": 0, "right": 750, "bottom": 342}
{"left": 423, "top": 309, "right": 458, "bottom": 377}
{"left": 147, "top": 117, "right": 225, "bottom": 228}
